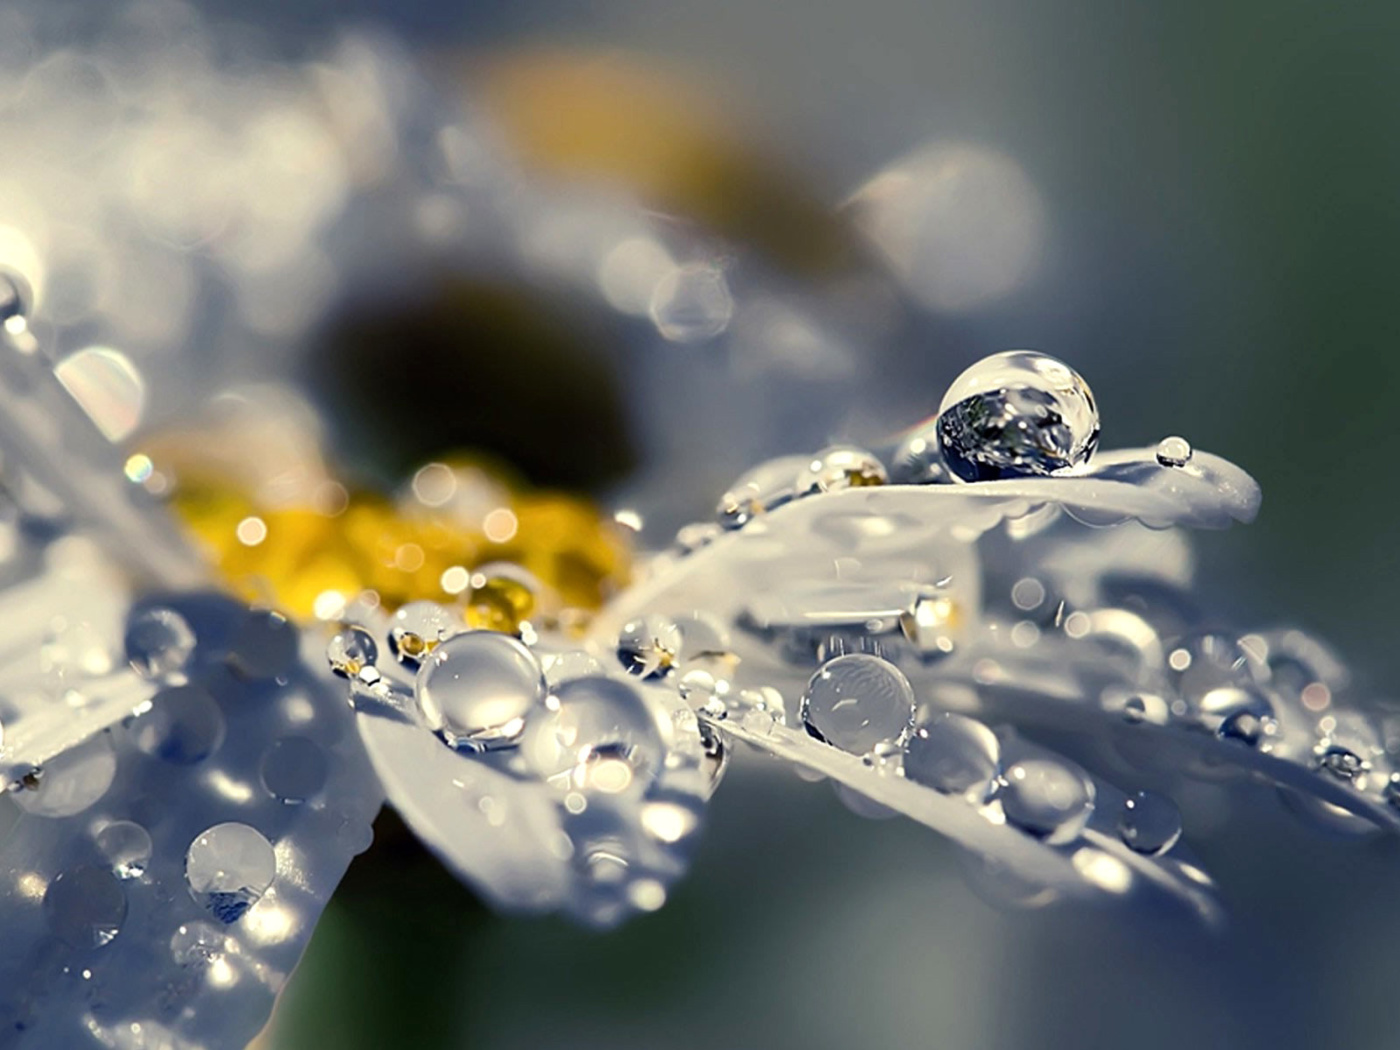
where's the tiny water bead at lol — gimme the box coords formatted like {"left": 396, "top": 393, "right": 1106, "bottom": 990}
{"left": 327, "top": 625, "right": 379, "bottom": 678}
{"left": 999, "top": 756, "right": 1095, "bottom": 843}
{"left": 796, "top": 445, "right": 888, "bottom": 495}
{"left": 715, "top": 454, "right": 810, "bottom": 529}
{"left": 260, "top": 736, "right": 329, "bottom": 803}
{"left": 388, "top": 601, "right": 456, "bottom": 667}
{"left": 616, "top": 616, "right": 683, "bottom": 679}
{"left": 1155, "top": 436, "right": 1193, "bottom": 468}
{"left": 903, "top": 713, "right": 1000, "bottom": 796}
{"left": 935, "top": 351, "right": 1099, "bottom": 482}
{"left": 131, "top": 685, "right": 225, "bottom": 764}
{"left": 95, "top": 820, "right": 153, "bottom": 879}
{"left": 415, "top": 632, "right": 546, "bottom": 752}
{"left": 124, "top": 607, "right": 196, "bottom": 681}
{"left": 1117, "top": 791, "right": 1182, "bottom": 855}
{"left": 801, "top": 654, "right": 916, "bottom": 754}
{"left": 44, "top": 866, "right": 127, "bottom": 948}
{"left": 185, "top": 822, "right": 277, "bottom": 924}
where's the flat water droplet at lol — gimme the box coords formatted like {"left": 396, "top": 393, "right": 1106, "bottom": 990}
{"left": 616, "top": 616, "right": 682, "bottom": 679}
{"left": 13, "top": 735, "right": 117, "bottom": 817}
{"left": 796, "top": 445, "right": 888, "bottom": 495}
{"left": 185, "top": 822, "right": 276, "bottom": 923}
{"left": 801, "top": 654, "right": 915, "bottom": 754}
{"left": 936, "top": 351, "right": 1098, "bottom": 481}
{"left": 124, "top": 607, "right": 196, "bottom": 681}
{"left": 1155, "top": 436, "right": 1193, "bottom": 467}
{"left": 903, "top": 713, "right": 1000, "bottom": 796}
{"left": 95, "top": 820, "right": 153, "bottom": 879}
{"left": 260, "top": 736, "right": 329, "bottom": 802}
{"left": 649, "top": 262, "right": 733, "bottom": 343}
{"left": 715, "top": 455, "right": 810, "bottom": 529}
{"left": 416, "top": 632, "right": 545, "bottom": 752}
{"left": 999, "top": 756, "right": 1095, "bottom": 843}
{"left": 228, "top": 609, "right": 298, "bottom": 680}
{"left": 328, "top": 625, "right": 378, "bottom": 679}
{"left": 132, "top": 685, "right": 225, "bottom": 764}
{"left": 170, "top": 921, "right": 227, "bottom": 966}
{"left": 53, "top": 346, "right": 146, "bottom": 443}
{"left": 44, "top": 866, "right": 126, "bottom": 947}
{"left": 1117, "top": 791, "right": 1182, "bottom": 854}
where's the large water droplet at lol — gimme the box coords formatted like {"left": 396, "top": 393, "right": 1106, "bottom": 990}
{"left": 131, "top": 685, "right": 225, "bottom": 764}
{"left": 1117, "top": 791, "right": 1182, "bottom": 854}
{"left": 616, "top": 616, "right": 682, "bottom": 679}
{"left": 796, "top": 445, "right": 888, "bottom": 495}
{"left": 44, "top": 866, "right": 126, "bottom": 947}
{"left": 416, "top": 631, "right": 545, "bottom": 752}
{"left": 715, "top": 454, "right": 810, "bottom": 529}
{"left": 124, "top": 607, "right": 196, "bottom": 681}
{"left": 999, "top": 756, "right": 1095, "bottom": 843}
{"left": 935, "top": 351, "right": 1098, "bottom": 481}
{"left": 800, "top": 654, "right": 915, "bottom": 754}
{"left": 522, "top": 676, "right": 664, "bottom": 788}
{"left": 903, "top": 713, "right": 1000, "bottom": 796}
{"left": 95, "top": 820, "right": 153, "bottom": 879}
{"left": 185, "top": 822, "right": 277, "bottom": 923}
{"left": 260, "top": 736, "right": 329, "bottom": 803}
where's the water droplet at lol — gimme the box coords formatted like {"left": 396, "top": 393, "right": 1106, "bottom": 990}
{"left": 41, "top": 618, "right": 115, "bottom": 690}
{"left": 170, "top": 921, "right": 228, "bottom": 966}
{"left": 0, "top": 269, "right": 32, "bottom": 328}
{"left": 464, "top": 567, "right": 539, "bottom": 635}
{"left": 228, "top": 609, "right": 299, "bottom": 680}
{"left": 415, "top": 632, "right": 545, "bottom": 752}
{"left": 698, "top": 721, "right": 728, "bottom": 787}
{"left": 44, "top": 866, "right": 126, "bottom": 947}
{"left": 1199, "top": 685, "right": 1276, "bottom": 745}
{"left": 327, "top": 625, "right": 378, "bottom": 679}
{"left": 889, "top": 431, "right": 951, "bottom": 484}
{"left": 796, "top": 445, "right": 888, "bottom": 495}
{"left": 1315, "top": 744, "right": 1368, "bottom": 783}
{"left": 260, "top": 736, "right": 329, "bottom": 803}
{"left": 185, "top": 822, "right": 277, "bottom": 923}
{"left": 616, "top": 616, "right": 682, "bottom": 679}
{"left": 1155, "top": 436, "right": 1193, "bottom": 467}
{"left": 124, "top": 607, "right": 196, "bottom": 681}
{"left": 999, "top": 756, "right": 1095, "bottom": 843}
{"left": 935, "top": 351, "right": 1099, "bottom": 481}
{"left": 1117, "top": 791, "right": 1182, "bottom": 854}
{"left": 13, "top": 735, "right": 117, "bottom": 817}
{"left": 522, "top": 676, "right": 664, "bottom": 787}
{"left": 388, "top": 601, "right": 455, "bottom": 668}
{"left": 899, "top": 588, "right": 959, "bottom": 660}
{"left": 649, "top": 262, "right": 733, "bottom": 343}
{"left": 715, "top": 455, "right": 810, "bottom": 529}
{"left": 131, "top": 685, "right": 225, "bottom": 764}
{"left": 95, "top": 820, "right": 153, "bottom": 879}
{"left": 53, "top": 346, "right": 146, "bottom": 443}
{"left": 903, "top": 713, "right": 1000, "bottom": 796}
{"left": 1168, "top": 631, "right": 1264, "bottom": 709}
{"left": 801, "top": 654, "right": 915, "bottom": 754}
